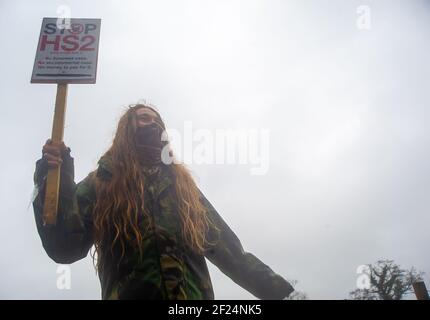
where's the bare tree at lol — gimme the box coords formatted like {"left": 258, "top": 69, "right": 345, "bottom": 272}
{"left": 350, "top": 259, "right": 424, "bottom": 300}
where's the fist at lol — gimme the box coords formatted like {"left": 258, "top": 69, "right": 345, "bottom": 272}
{"left": 42, "top": 139, "right": 68, "bottom": 168}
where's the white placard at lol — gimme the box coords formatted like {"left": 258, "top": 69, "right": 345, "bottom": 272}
{"left": 31, "top": 17, "right": 101, "bottom": 84}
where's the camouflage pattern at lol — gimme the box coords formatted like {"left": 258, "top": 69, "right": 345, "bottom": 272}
{"left": 33, "top": 149, "right": 294, "bottom": 300}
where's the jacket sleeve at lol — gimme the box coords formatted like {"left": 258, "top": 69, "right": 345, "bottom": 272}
{"left": 32, "top": 149, "right": 95, "bottom": 264}
{"left": 200, "top": 190, "right": 294, "bottom": 300}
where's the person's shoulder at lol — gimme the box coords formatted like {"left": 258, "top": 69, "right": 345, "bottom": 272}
{"left": 95, "top": 154, "right": 113, "bottom": 181}
{"left": 76, "top": 170, "right": 97, "bottom": 195}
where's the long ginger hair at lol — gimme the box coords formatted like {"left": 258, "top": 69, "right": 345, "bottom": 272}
{"left": 91, "top": 104, "right": 216, "bottom": 273}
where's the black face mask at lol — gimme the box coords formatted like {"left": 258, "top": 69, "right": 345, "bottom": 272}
{"left": 135, "top": 122, "right": 164, "bottom": 148}
{"left": 134, "top": 123, "right": 165, "bottom": 165}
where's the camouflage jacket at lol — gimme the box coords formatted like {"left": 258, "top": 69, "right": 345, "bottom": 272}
{"left": 33, "top": 149, "right": 294, "bottom": 300}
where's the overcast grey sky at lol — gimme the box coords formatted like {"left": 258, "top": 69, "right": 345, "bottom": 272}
{"left": 0, "top": 0, "right": 429, "bottom": 299}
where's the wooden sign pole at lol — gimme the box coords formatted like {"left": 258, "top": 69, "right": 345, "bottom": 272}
{"left": 43, "top": 83, "right": 68, "bottom": 225}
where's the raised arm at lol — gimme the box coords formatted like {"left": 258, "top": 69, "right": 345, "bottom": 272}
{"left": 33, "top": 140, "right": 94, "bottom": 264}
{"left": 200, "top": 190, "right": 294, "bottom": 299}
